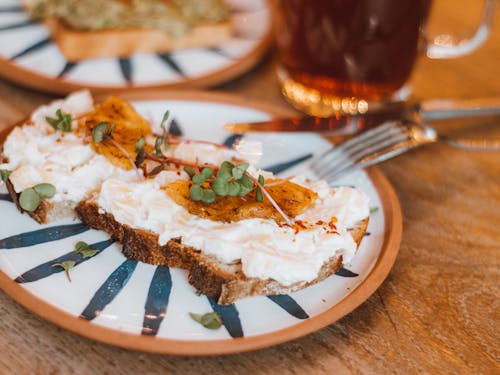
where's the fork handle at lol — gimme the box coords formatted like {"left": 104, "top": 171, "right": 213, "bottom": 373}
{"left": 420, "top": 97, "right": 500, "bottom": 121}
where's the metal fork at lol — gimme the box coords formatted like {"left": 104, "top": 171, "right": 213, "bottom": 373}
{"left": 311, "top": 120, "right": 500, "bottom": 182}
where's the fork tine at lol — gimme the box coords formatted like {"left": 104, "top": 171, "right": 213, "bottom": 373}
{"left": 312, "top": 122, "right": 398, "bottom": 172}
{"left": 318, "top": 131, "right": 411, "bottom": 181}
{"left": 313, "top": 122, "right": 408, "bottom": 179}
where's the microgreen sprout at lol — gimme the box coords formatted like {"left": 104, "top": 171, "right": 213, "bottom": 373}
{"left": 189, "top": 167, "right": 216, "bottom": 203}
{"left": 91, "top": 121, "right": 139, "bottom": 172}
{"left": 160, "top": 110, "right": 170, "bottom": 130}
{"left": 134, "top": 137, "right": 146, "bottom": 167}
{"left": 154, "top": 136, "right": 169, "bottom": 155}
{"left": 189, "top": 312, "right": 222, "bottom": 330}
{"left": 183, "top": 166, "right": 196, "bottom": 177}
{"left": 135, "top": 136, "right": 145, "bottom": 151}
{"left": 19, "top": 183, "right": 56, "bottom": 212}
{"left": 74, "top": 241, "right": 98, "bottom": 258}
{"left": 52, "top": 260, "right": 75, "bottom": 282}
{"left": 256, "top": 175, "right": 265, "bottom": 202}
{"left": 92, "top": 121, "right": 116, "bottom": 143}
{"left": 46, "top": 109, "right": 72, "bottom": 132}
{"left": 154, "top": 110, "right": 170, "bottom": 156}
{"left": 0, "top": 169, "right": 11, "bottom": 182}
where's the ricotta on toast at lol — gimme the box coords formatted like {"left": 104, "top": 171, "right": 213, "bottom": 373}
{"left": 1, "top": 92, "right": 370, "bottom": 305}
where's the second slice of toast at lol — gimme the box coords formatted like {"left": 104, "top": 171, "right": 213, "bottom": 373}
{"left": 45, "top": 17, "right": 232, "bottom": 62}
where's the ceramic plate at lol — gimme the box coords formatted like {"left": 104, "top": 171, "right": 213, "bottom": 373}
{"left": 0, "top": 91, "right": 402, "bottom": 355}
{"left": 0, "top": 0, "right": 272, "bottom": 94}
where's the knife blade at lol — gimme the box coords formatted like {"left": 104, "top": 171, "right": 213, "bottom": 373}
{"left": 224, "top": 97, "right": 500, "bottom": 134}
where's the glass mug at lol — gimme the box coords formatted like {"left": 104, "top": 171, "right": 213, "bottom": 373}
{"left": 273, "top": 0, "right": 497, "bottom": 117}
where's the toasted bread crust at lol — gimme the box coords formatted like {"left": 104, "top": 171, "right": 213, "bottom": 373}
{"left": 45, "top": 17, "right": 232, "bottom": 61}
{"left": 76, "top": 200, "right": 369, "bottom": 305}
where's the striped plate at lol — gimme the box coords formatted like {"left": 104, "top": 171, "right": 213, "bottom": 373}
{"left": 0, "top": 0, "right": 272, "bottom": 94}
{"left": 0, "top": 91, "right": 402, "bottom": 355}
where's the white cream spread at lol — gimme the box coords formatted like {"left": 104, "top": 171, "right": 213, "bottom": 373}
{"left": 0, "top": 91, "right": 140, "bottom": 208}
{"left": 1, "top": 90, "right": 370, "bottom": 285}
{"left": 96, "top": 170, "right": 369, "bottom": 286}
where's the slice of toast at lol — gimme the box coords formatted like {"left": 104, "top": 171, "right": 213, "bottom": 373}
{"left": 0, "top": 92, "right": 147, "bottom": 223}
{"left": 76, "top": 199, "right": 368, "bottom": 305}
{"left": 44, "top": 17, "right": 232, "bottom": 62}
{"left": 2, "top": 92, "right": 370, "bottom": 304}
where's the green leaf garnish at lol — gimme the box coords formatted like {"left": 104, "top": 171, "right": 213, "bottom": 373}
{"left": 256, "top": 174, "right": 265, "bottom": 202}
{"left": 74, "top": 241, "right": 98, "bottom": 258}
{"left": 183, "top": 166, "right": 196, "bottom": 177}
{"left": 45, "top": 109, "right": 72, "bottom": 132}
{"left": 369, "top": 206, "right": 379, "bottom": 214}
{"left": 52, "top": 260, "right": 75, "bottom": 282}
{"left": 189, "top": 184, "right": 203, "bottom": 201}
{"left": 201, "top": 167, "right": 213, "bottom": 180}
{"left": 192, "top": 173, "right": 206, "bottom": 185}
{"left": 19, "top": 183, "right": 56, "bottom": 211}
{"left": 232, "top": 162, "right": 249, "bottom": 179}
{"left": 160, "top": 110, "right": 170, "bottom": 130}
{"left": 212, "top": 177, "right": 229, "bottom": 196}
{"left": 227, "top": 181, "right": 240, "bottom": 196}
{"left": 135, "top": 148, "right": 145, "bottom": 167}
{"left": 33, "top": 183, "right": 56, "bottom": 198}
{"left": 187, "top": 161, "right": 267, "bottom": 204}
{"left": 135, "top": 136, "right": 145, "bottom": 151}
{"left": 201, "top": 189, "right": 216, "bottom": 204}
{"left": 0, "top": 169, "right": 12, "bottom": 182}
{"left": 154, "top": 135, "right": 169, "bottom": 156}
{"left": 19, "top": 188, "right": 41, "bottom": 212}
{"left": 92, "top": 121, "right": 115, "bottom": 143}
{"left": 239, "top": 174, "right": 254, "bottom": 196}
{"left": 189, "top": 312, "right": 222, "bottom": 330}
{"left": 149, "top": 164, "right": 164, "bottom": 176}
{"left": 217, "top": 161, "right": 233, "bottom": 180}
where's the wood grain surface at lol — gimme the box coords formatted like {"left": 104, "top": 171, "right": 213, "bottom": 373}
{"left": 0, "top": 0, "right": 499, "bottom": 374}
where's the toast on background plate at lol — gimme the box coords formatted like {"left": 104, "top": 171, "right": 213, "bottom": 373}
{"left": 23, "top": 0, "right": 232, "bottom": 61}
{"left": 1, "top": 92, "right": 370, "bottom": 304}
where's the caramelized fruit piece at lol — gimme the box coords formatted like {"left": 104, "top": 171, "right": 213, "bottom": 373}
{"left": 84, "top": 96, "right": 152, "bottom": 170}
{"left": 163, "top": 179, "right": 317, "bottom": 223}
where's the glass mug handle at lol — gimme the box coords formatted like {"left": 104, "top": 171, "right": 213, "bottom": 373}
{"left": 427, "top": 0, "right": 497, "bottom": 58}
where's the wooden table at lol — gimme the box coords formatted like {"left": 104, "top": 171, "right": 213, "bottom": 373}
{"left": 0, "top": 1, "right": 499, "bottom": 374}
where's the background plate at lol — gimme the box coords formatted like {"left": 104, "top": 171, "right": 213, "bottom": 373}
{"left": 0, "top": 91, "right": 402, "bottom": 355}
{"left": 0, "top": 0, "right": 272, "bottom": 94}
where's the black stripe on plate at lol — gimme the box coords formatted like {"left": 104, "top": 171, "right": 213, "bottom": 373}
{"left": 208, "top": 297, "right": 243, "bottom": 338}
{"left": 10, "top": 37, "right": 51, "bottom": 60}
{"left": 0, "top": 223, "right": 89, "bottom": 249}
{"left": 141, "top": 266, "right": 172, "bottom": 336}
{"left": 0, "top": 6, "right": 23, "bottom": 12}
{"left": 157, "top": 53, "right": 186, "bottom": 77}
{"left": 119, "top": 58, "right": 132, "bottom": 84}
{"left": 168, "top": 118, "right": 183, "bottom": 137}
{"left": 263, "top": 153, "right": 313, "bottom": 175}
{"left": 364, "top": 232, "right": 371, "bottom": 236}
{"left": 267, "top": 295, "right": 309, "bottom": 319}
{"left": 0, "top": 20, "right": 38, "bottom": 32}
{"left": 14, "top": 239, "right": 114, "bottom": 283}
{"left": 80, "top": 259, "right": 138, "bottom": 321}
{"left": 207, "top": 47, "right": 234, "bottom": 60}
{"left": 0, "top": 194, "right": 12, "bottom": 202}
{"left": 57, "top": 61, "right": 77, "bottom": 78}
{"left": 222, "top": 134, "right": 242, "bottom": 148}
{"left": 335, "top": 268, "right": 359, "bottom": 277}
